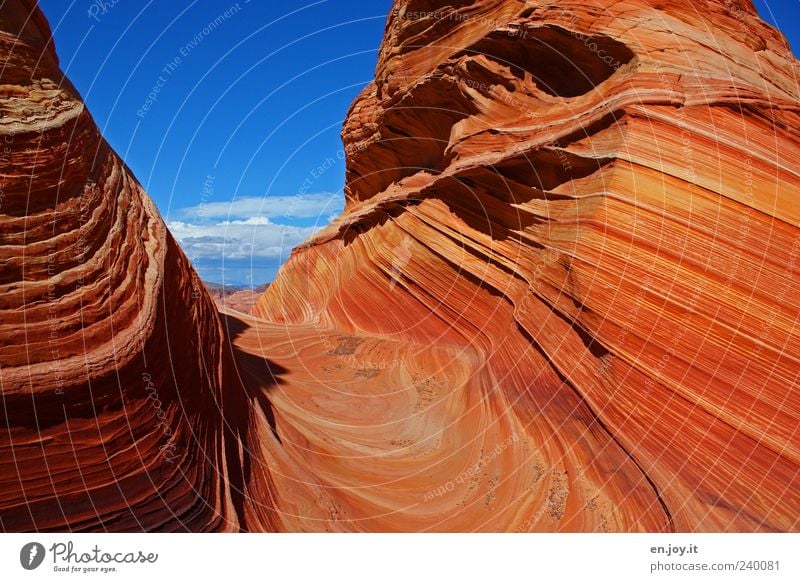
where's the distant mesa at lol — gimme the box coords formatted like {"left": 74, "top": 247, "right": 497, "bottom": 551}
{"left": 205, "top": 282, "right": 269, "bottom": 313}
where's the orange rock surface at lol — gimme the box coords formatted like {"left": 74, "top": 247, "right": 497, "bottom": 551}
{"left": 2, "top": 0, "right": 800, "bottom": 532}
{"left": 0, "top": 1, "right": 246, "bottom": 531}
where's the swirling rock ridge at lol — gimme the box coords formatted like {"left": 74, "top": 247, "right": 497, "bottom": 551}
{"left": 250, "top": 0, "right": 800, "bottom": 532}
{"left": 2, "top": 0, "right": 800, "bottom": 532}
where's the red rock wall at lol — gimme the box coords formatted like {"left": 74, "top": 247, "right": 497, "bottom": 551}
{"left": 2, "top": 0, "right": 800, "bottom": 532}
{"left": 251, "top": 0, "right": 800, "bottom": 531}
{"left": 0, "top": 1, "right": 247, "bottom": 531}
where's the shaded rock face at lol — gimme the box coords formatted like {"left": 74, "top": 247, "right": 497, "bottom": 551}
{"left": 1, "top": 0, "right": 799, "bottom": 532}
{"left": 0, "top": 0, "right": 247, "bottom": 531}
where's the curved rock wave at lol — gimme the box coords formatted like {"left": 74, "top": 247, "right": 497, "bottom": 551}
{"left": 251, "top": 0, "right": 800, "bottom": 532}
{"left": 2, "top": 0, "right": 800, "bottom": 532}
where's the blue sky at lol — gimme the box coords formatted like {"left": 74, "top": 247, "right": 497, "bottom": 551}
{"left": 38, "top": 0, "right": 393, "bottom": 285}
{"left": 38, "top": 0, "right": 798, "bottom": 286}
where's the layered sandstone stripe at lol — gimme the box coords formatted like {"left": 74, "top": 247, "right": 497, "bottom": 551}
{"left": 1, "top": 0, "right": 799, "bottom": 532}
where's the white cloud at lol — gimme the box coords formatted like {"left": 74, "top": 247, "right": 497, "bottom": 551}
{"left": 175, "top": 192, "right": 343, "bottom": 222}
{"left": 168, "top": 217, "right": 320, "bottom": 260}
{"left": 167, "top": 192, "right": 343, "bottom": 262}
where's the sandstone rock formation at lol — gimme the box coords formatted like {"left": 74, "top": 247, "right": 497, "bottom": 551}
{"left": 248, "top": 0, "right": 800, "bottom": 532}
{"left": 0, "top": 1, "right": 247, "bottom": 531}
{"left": 2, "top": 0, "right": 800, "bottom": 532}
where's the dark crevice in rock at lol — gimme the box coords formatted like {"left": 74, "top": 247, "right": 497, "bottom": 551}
{"left": 461, "top": 25, "right": 634, "bottom": 97}
{"left": 492, "top": 149, "right": 613, "bottom": 191}
{"left": 514, "top": 319, "right": 675, "bottom": 532}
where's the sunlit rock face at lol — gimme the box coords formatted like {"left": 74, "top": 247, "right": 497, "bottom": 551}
{"left": 251, "top": 0, "right": 800, "bottom": 532}
{"left": 2, "top": 0, "right": 799, "bottom": 532}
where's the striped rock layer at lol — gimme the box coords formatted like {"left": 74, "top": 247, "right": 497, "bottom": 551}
{"left": 249, "top": 0, "right": 800, "bottom": 532}
{"left": 0, "top": 1, "right": 247, "bottom": 532}
{"left": 3, "top": 0, "right": 800, "bottom": 532}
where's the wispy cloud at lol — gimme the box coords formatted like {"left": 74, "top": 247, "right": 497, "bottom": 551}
{"left": 175, "top": 192, "right": 343, "bottom": 223}
{"left": 167, "top": 192, "right": 343, "bottom": 265}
